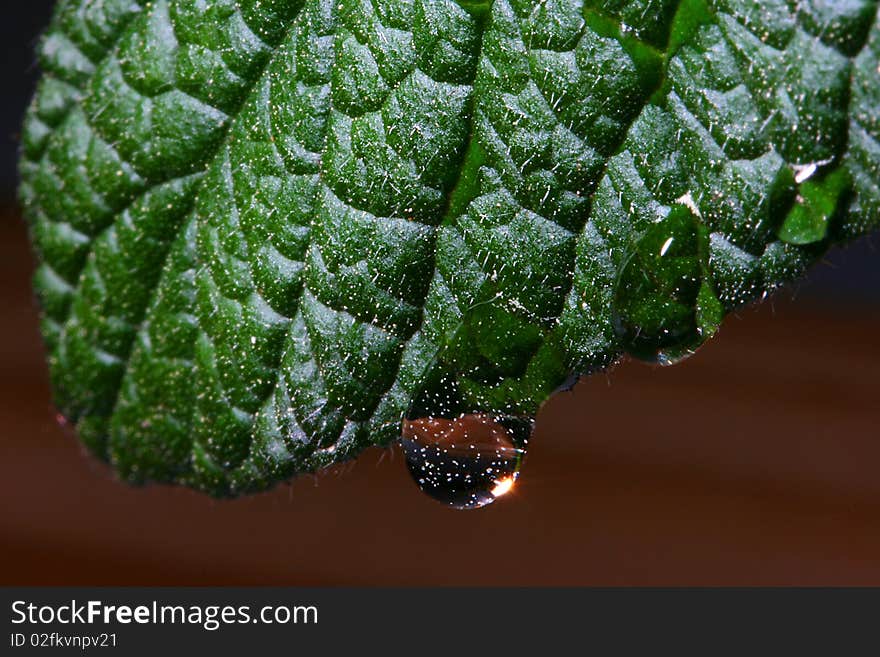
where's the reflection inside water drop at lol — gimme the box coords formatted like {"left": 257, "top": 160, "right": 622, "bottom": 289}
{"left": 400, "top": 369, "right": 532, "bottom": 510}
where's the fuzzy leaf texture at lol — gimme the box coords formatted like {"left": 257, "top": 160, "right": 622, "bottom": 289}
{"left": 19, "top": 0, "right": 880, "bottom": 496}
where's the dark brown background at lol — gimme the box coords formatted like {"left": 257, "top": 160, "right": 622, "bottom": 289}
{"left": 3, "top": 211, "right": 880, "bottom": 585}
{"left": 2, "top": 2, "right": 879, "bottom": 586}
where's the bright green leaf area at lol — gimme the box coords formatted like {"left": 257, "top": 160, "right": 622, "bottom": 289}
{"left": 19, "top": 0, "right": 880, "bottom": 496}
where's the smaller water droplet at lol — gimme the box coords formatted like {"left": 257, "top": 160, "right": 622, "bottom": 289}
{"left": 778, "top": 164, "right": 849, "bottom": 246}
{"left": 612, "top": 205, "right": 722, "bottom": 365}
{"left": 400, "top": 369, "right": 532, "bottom": 510}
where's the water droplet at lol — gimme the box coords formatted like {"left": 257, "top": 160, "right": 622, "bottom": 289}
{"left": 612, "top": 205, "right": 723, "bottom": 365}
{"left": 778, "top": 165, "right": 850, "bottom": 246}
{"left": 400, "top": 369, "right": 532, "bottom": 510}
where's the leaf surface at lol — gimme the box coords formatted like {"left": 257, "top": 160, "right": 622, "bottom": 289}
{"left": 20, "top": 0, "right": 880, "bottom": 495}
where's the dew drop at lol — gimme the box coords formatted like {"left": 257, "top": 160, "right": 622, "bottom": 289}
{"left": 612, "top": 205, "right": 723, "bottom": 365}
{"left": 399, "top": 369, "right": 532, "bottom": 510}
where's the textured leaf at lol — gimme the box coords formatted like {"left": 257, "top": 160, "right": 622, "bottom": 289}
{"left": 20, "top": 0, "right": 880, "bottom": 496}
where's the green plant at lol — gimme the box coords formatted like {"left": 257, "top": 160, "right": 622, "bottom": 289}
{"left": 20, "top": 0, "right": 880, "bottom": 497}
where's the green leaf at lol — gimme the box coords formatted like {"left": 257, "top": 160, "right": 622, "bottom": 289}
{"left": 19, "top": 0, "right": 880, "bottom": 496}
{"left": 777, "top": 167, "right": 851, "bottom": 245}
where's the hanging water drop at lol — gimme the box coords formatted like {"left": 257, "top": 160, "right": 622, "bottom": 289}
{"left": 399, "top": 368, "right": 532, "bottom": 510}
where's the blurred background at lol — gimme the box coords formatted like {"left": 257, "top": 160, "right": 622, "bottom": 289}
{"left": 2, "top": 2, "right": 880, "bottom": 586}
